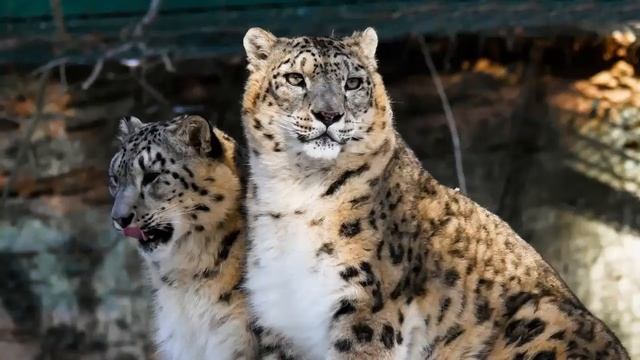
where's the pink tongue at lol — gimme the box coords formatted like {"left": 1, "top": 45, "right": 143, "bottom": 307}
{"left": 123, "top": 227, "right": 146, "bottom": 241}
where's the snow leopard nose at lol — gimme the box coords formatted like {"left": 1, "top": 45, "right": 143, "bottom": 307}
{"left": 312, "top": 110, "right": 344, "bottom": 127}
{"left": 113, "top": 213, "right": 134, "bottom": 229}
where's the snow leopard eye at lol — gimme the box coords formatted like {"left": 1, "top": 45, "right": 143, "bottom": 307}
{"left": 345, "top": 77, "right": 362, "bottom": 91}
{"left": 108, "top": 175, "right": 118, "bottom": 196}
{"left": 285, "top": 73, "right": 305, "bottom": 87}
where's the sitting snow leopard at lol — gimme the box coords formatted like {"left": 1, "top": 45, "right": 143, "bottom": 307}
{"left": 109, "top": 115, "right": 258, "bottom": 360}
{"left": 240, "top": 28, "right": 629, "bottom": 359}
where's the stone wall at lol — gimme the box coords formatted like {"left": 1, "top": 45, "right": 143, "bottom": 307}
{"left": 1, "top": 44, "right": 640, "bottom": 358}
{"left": 0, "top": 74, "right": 154, "bottom": 359}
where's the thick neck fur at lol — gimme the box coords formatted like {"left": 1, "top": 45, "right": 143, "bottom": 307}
{"left": 144, "top": 206, "right": 245, "bottom": 295}
{"left": 142, "top": 159, "right": 253, "bottom": 360}
{"left": 141, "top": 147, "right": 246, "bottom": 296}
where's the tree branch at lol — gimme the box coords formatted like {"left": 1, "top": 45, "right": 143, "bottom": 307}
{"left": 133, "top": 0, "right": 162, "bottom": 38}
{"left": 415, "top": 34, "right": 468, "bottom": 194}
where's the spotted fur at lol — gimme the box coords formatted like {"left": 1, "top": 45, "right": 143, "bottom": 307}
{"left": 109, "top": 115, "right": 257, "bottom": 360}
{"left": 241, "top": 28, "right": 629, "bottom": 360}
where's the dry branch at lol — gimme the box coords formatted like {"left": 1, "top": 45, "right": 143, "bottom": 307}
{"left": 133, "top": 0, "right": 162, "bottom": 38}
{"left": 33, "top": 0, "right": 166, "bottom": 91}
{"left": 415, "top": 34, "right": 468, "bottom": 194}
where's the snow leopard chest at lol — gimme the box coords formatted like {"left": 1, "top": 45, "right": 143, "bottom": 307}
{"left": 246, "top": 203, "right": 351, "bottom": 360}
{"left": 153, "top": 288, "right": 252, "bottom": 360}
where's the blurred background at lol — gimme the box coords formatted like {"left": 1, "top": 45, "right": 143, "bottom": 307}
{"left": 2, "top": 1, "right": 640, "bottom": 359}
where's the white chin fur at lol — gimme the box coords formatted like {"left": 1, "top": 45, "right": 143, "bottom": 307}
{"left": 302, "top": 138, "right": 342, "bottom": 160}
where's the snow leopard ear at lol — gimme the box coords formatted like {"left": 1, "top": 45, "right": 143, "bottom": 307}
{"left": 173, "top": 115, "right": 224, "bottom": 158}
{"left": 243, "top": 27, "right": 277, "bottom": 72}
{"left": 118, "top": 116, "right": 143, "bottom": 142}
{"left": 359, "top": 28, "right": 378, "bottom": 62}
{"left": 344, "top": 27, "right": 378, "bottom": 67}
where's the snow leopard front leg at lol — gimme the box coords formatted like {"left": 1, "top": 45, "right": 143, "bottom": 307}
{"left": 326, "top": 263, "right": 402, "bottom": 360}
